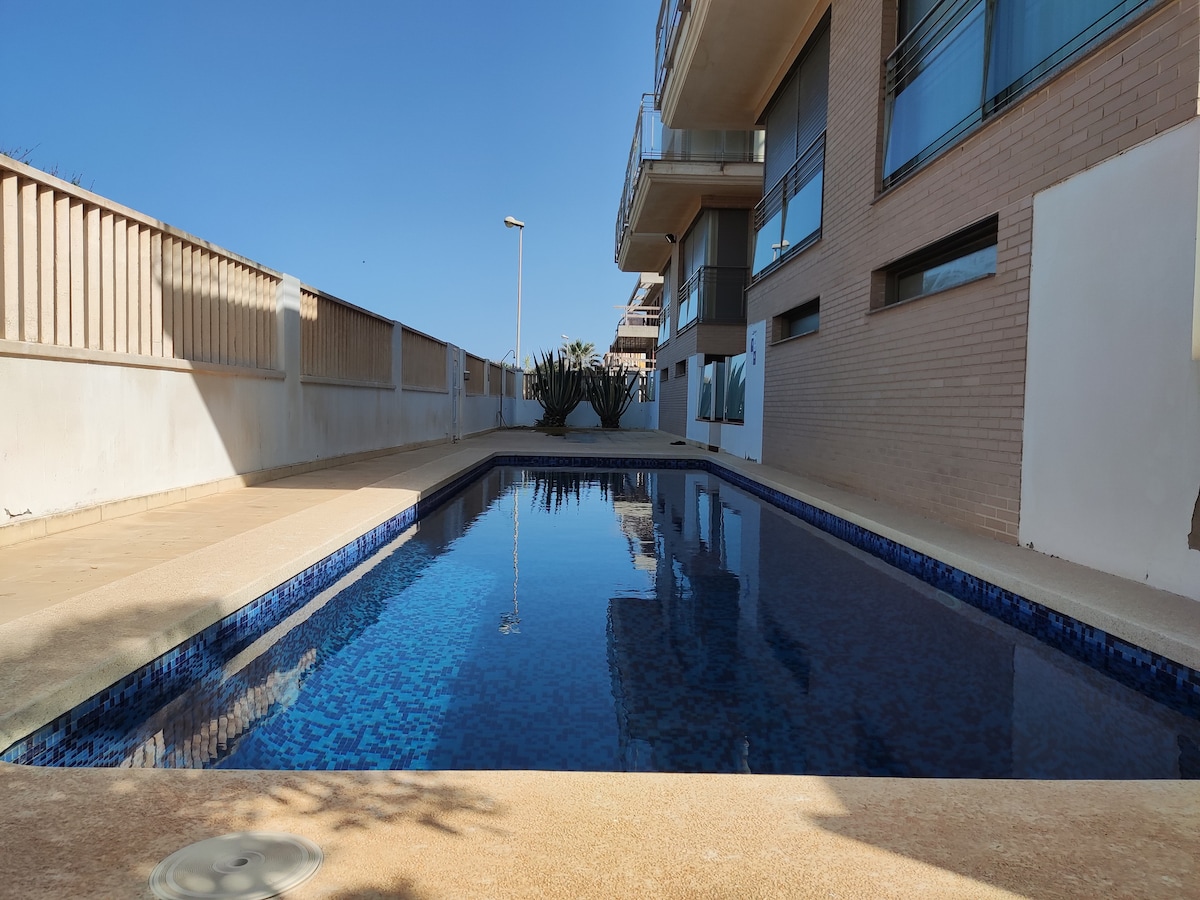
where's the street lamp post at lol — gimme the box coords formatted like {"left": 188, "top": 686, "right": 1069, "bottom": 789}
{"left": 504, "top": 216, "right": 525, "bottom": 365}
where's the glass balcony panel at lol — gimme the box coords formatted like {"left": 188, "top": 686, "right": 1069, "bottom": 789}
{"left": 654, "top": 0, "right": 688, "bottom": 103}
{"left": 615, "top": 94, "right": 764, "bottom": 263}
{"left": 680, "top": 266, "right": 746, "bottom": 324}
{"left": 752, "top": 210, "right": 785, "bottom": 276}
{"left": 781, "top": 170, "right": 824, "bottom": 254}
{"left": 884, "top": 0, "right": 985, "bottom": 179}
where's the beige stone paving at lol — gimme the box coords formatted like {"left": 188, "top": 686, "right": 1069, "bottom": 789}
{"left": 0, "top": 444, "right": 467, "bottom": 626}
{"left": 1, "top": 428, "right": 1199, "bottom": 899}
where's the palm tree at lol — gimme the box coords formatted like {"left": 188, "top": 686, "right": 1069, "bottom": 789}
{"left": 560, "top": 338, "right": 600, "bottom": 370}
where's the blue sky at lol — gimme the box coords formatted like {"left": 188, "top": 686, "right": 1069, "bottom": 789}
{"left": 1, "top": 1, "right": 657, "bottom": 364}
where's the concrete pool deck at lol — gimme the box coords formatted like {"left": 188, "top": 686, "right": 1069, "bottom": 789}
{"left": 1, "top": 428, "right": 1198, "bottom": 898}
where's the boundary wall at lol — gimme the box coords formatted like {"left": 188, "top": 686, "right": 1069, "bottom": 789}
{"left": 0, "top": 155, "right": 543, "bottom": 544}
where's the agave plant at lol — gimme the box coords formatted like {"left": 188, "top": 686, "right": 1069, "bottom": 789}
{"left": 586, "top": 368, "right": 637, "bottom": 429}
{"left": 530, "top": 351, "right": 584, "bottom": 427}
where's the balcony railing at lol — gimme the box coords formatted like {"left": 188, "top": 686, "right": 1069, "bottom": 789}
{"left": 615, "top": 94, "right": 764, "bottom": 262}
{"left": 654, "top": 0, "right": 689, "bottom": 107}
{"left": 615, "top": 304, "right": 661, "bottom": 330}
{"left": 610, "top": 300, "right": 660, "bottom": 359}
{"left": 678, "top": 266, "right": 747, "bottom": 327}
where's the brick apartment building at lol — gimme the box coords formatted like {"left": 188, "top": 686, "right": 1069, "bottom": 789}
{"left": 615, "top": 0, "right": 1200, "bottom": 600}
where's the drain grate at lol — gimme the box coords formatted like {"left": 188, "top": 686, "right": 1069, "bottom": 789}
{"left": 149, "top": 832, "right": 322, "bottom": 900}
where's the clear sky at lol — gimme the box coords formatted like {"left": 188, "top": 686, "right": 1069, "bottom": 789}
{"left": 1, "top": 1, "right": 658, "bottom": 365}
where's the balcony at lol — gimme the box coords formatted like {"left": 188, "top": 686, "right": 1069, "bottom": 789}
{"left": 610, "top": 273, "right": 662, "bottom": 358}
{"left": 654, "top": 0, "right": 824, "bottom": 130}
{"left": 614, "top": 95, "right": 763, "bottom": 273}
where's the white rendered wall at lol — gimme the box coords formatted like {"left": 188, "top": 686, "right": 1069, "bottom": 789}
{"left": 741, "top": 320, "right": 766, "bottom": 462}
{"left": 0, "top": 277, "right": 510, "bottom": 522}
{"left": 1021, "top": 120, "right": 1200, "bottom": 600}
{"left": 511, "top": 397, "right": 655, "bottom": 429}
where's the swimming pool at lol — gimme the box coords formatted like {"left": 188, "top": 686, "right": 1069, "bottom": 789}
{"left": 5, "top": 462, "right": 1200, "bottom": 776}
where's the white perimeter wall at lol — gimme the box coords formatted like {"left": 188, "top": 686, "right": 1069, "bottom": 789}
{"left": 512, "top": 398, "right": 655, "bottom": 430}
{"left": 0, "top": 276, "right": 515, "bottom": 522}
{"left": 1021, "top": 119, "right": 1200, "bottom": 600}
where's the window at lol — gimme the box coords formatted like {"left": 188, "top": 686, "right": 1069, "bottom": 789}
{"left": 698, "top": 359, "right": 717, "bottom": 418}
{"left": 660, "top": 366, "right": 669, "bottom": 382}
{"left": 677, "top": 214, "right": 708, "bottom": 328}
{"left": 658, "top": 265, "right": 673, "bottom": 344}
{"left": 884, "top": 0, "right": 1157, "bottom": 186}
{"left": 697, "top": 353, "right": 746, "bottom": 423}
{"left": 881, "top": 216, "right": 997, "bottom": 306}
{"left": 777, "top": 298, "right": 820, "bottom": 340}
{"left": 753, "top": 13, "right": 830, "bottom": 277}
{"left": 675, "top": 360, "right": 686, "bottom": 378}
{"left": 677, "top": 209, "right": 751, "bottom": 326}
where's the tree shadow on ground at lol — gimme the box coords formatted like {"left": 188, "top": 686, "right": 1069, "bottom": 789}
{"left": 0, "top": 762, "right": 507, "bottom": 898}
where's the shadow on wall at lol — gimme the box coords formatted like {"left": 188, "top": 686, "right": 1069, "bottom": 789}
{"left": 0, "top": 150, "right": 502, "bottom": 521}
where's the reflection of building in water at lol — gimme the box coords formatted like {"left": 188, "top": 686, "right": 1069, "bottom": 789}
{"left": 119, "top": 648, "right": 319, "bottom": 768}
{"left": 611, "top": 470, "right": 656, "bottom": 573}
{"left": 610, "top": 471, "right": 1200, "bottom": 777}
{"left": 608, "top": 470, "right": 799, "bottom": 773}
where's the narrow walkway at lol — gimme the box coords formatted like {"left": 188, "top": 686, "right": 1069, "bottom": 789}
{"left": 0, "top": 442, "right": 467, "bottom": 625}
{"left": 1, "top": 429, "right": 1198, "bottom": 899}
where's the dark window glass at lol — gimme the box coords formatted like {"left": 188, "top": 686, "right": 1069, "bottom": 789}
{"left": 698, "top": 362, "right": 714, "bottom": 418}
{"left": 781, "top": 298, "right": 820, "bottom": 339}
{"left": 884, "top": 216, "right": 998, "bottom": 306}
{"left": 763, "top": 75, "right": 800, "bottom": 191}
{"left": 987, "top": 0, "right": 1146, "bottom": 106}
{"left": 900, "top": 0, "right": 941, "bottom": 38}
{"left": 725, "top": 353, "right": 746, "bottom": 421}
{"left": 895, "top": 245, "right": 996, "bottom": 302}
{"left": 753, "top": 13, "right": 830, "bottom": 277}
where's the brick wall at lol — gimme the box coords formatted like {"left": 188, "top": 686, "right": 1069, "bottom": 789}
{"left": 750, "top": 0, "right": 1198, "bottom": 542}
{"left": 656, "top": 321, "right": 697, "bottom": 437}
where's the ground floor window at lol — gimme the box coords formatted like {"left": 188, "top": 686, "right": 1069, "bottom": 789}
{"left": 880, "top": 216, "right": 998, "bottom": 307}
{"left": 697, "top": 353, "right": 746, "bottom": 423}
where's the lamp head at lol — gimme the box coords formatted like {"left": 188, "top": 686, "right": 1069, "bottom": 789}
{"left": 504, "top": 216, "right": 525, "bottom": 229}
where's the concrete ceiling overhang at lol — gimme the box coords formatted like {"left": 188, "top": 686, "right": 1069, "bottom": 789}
{"left": 660, "top": 0, "right": 826, "bottom": 130}
{"left": 616, "top": 159, "right": 763, "bottom": 272}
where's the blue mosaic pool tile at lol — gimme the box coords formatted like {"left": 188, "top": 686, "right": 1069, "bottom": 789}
{"left": 5, "top": 453, "right": 1198, "bottom": 768}
{"left": 705, "top": 460, "right": 1200, "bottom": 717}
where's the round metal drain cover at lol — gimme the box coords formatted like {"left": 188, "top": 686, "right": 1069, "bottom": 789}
{"left": 149, "top": 831, "right": 322, "bottom": 900}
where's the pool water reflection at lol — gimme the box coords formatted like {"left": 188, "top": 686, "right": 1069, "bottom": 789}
{"left": 19, "top": 469, "right": 1200, "bottom": 776}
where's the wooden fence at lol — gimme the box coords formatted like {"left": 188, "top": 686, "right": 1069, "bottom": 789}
{"left": 300, "top": 287, "right": 392, "bottom": 383}
{"left": 0, "top": 163, "right": 277, "bottom": 368}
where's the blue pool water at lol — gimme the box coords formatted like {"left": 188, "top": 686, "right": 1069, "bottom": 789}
{"left": 8, "top": 467, "right": 1200, "bottom": 776}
